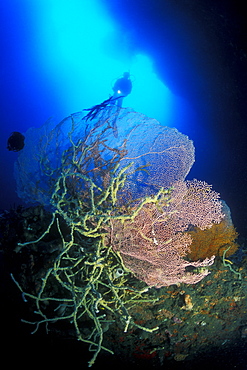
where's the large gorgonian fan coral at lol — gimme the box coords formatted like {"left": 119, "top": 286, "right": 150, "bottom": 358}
{"left": 13, "top": 106, "right": 225, "bottom": 289}
{"left": 14, "top": 107, "right": 195, "bottom": 206}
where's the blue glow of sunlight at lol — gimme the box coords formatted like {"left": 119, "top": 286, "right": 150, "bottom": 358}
{"left": 26, "top": 0, "right": 193, "bottom": 126}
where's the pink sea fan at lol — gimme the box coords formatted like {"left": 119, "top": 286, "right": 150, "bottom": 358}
{"left": 111, "top": 179, "right": 224, "bottom": 287}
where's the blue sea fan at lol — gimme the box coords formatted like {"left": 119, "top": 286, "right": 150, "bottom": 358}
{"left": 14, "top": 107, "right": 195, "bottom": 206}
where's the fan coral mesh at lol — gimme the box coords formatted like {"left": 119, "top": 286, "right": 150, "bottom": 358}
{"left": 14, "top": 107, "right": 195, "bottom": 206}
{"left": 111, "top": 180, "right": 224, "bottom": 287}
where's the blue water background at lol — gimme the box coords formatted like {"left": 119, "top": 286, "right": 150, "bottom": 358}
{"left": 0, "top": 0, "right": 246, "bottom": 237}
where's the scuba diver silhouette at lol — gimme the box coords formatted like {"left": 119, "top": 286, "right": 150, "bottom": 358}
{"left": 83, "top": 72, "right": 133, "bottom": 138}
{"left": 112, "top": 72, "right": 132, "bottom": 107}
{"left": 84, "top": 72, "right": 133, "bottom": 120}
